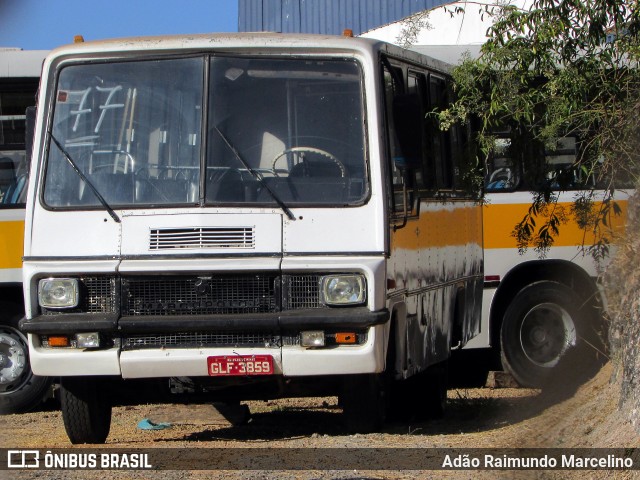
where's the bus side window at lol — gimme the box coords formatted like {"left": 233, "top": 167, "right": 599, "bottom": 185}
{"left": 0, "top": 78, "right": 37, "bottom": 205}
{"left": 485, "top": 136, "right": 519, "bottom": 191}
{"left": 545, "top": 136, "right": 581, "bottom": 189}
{"left": 428, "top": 75, "right": 453, "bottom": 190}
{"left": 408, "top": 71, "right": 435, "bottom": 191}
{"left": 383, "top": 64, "right": 414, "bottom": 215}
{"left": 0, "top": 156, "right": 15, "bottom": 202}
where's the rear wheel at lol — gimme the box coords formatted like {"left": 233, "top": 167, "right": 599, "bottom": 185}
{"left": 340, "top": 374, "right": 386, "bottom": 433}
{"left": 0, "top": 302, "right": 52, "bottom": 414}
{"left": 60, "top": 376, "right": 112, "bottom": 444}
{"left": 500, "top": 281, "right": 601, "bottom": 388}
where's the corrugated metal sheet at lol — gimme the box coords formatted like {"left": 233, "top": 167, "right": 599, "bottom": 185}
{"left": 239, "top": 0, "right": 451, "bottom": 36}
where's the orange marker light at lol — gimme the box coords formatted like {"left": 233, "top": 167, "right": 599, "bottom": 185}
{"left": 335, "top": 333, "right": 356, "bottom": 344}
{"left": 48, "top": 336, "right": 70, "bottom": 347}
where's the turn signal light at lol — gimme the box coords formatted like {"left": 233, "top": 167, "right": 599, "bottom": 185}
{"left": 47, "top": 336, "right": 70, "bottom": 347}
{"left": 335, "top": 333, "right": 357, "bottom": 344}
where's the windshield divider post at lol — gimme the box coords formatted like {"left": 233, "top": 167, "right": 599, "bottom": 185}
{"left": 199, "top": 56, "right": 210, "bottom": 207}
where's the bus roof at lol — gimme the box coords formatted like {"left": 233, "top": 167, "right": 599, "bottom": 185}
{"left": 0, "top": 49, "right": 48, "bottom": 78}
{"left": 410, "top": 45, "right": 483, "bottom": 65}
{"left": 44, "top": 32, "right": 452, "bottom": 75}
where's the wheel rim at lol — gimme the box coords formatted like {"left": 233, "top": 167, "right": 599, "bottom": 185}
{"left": 519, "top": 302, "right": 576, "bottom": 368}
{"left": 0, "top": 326, "right": 30, "bottom": 394}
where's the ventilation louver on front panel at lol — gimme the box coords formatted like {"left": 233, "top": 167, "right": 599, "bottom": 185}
{"left": 149, "top": 227, "right": 255, "bottom": 250}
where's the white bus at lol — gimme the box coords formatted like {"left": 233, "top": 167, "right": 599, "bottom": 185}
{"left": 22, "top": 33, "right": 483, "bottom": 443}
{"left": 411, "top": 45, "right": 631, "bottom": 389}
{"left": 463, "top": 133, "right": 630, "bottom": 387}
{"left": 0, "top": 48, "right": 52, "bottom": 414}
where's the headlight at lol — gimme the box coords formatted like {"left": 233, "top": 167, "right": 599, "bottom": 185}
{"left": 321, "top": 274, "right": 366, "bottom": 305}
{"left": 38, "top": 278, "right": 79, "bottom": 309}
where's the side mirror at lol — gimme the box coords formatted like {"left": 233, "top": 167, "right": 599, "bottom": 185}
{"left": 25, "top": 106, "right": 37, "bottom": 170}
{"left": 392, "top": 93, "right": 423, "bottom": 170}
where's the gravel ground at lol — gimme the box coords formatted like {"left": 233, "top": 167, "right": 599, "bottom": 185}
{"left": 1, "top": 363, "right": 638, "bottom": 479}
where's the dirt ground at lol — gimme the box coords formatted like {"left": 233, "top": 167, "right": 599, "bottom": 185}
{"left": 1, "top": 362, "right": 638, "bottom": 479}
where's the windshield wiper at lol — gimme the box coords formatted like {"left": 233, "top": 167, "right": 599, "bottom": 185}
{"left": 49, "top": 133, "right": 121, "bottom": 223}
{"left": 213, "top": 126, "right": 295, "bottom": 221}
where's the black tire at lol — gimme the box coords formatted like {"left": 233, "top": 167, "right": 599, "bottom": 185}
{"left": 60, "top": 376, "right": 112, "bottom": 444}
{"left": 500, "top": 281, "right": 602, "bottom": 388}
{"left": 340, "top": 374, "right": 386, "bottom": 433}
{"left": 387, "top": 360, "right": 448, "bottom": 422}
{"left": 423, "top": 360, "right": 448, "bottom": 419}
{"left": 449, "top": 348, "right": 498, "bottom": 388}
{"left": 0, "top": 302, "right": 52, "bottom": 414}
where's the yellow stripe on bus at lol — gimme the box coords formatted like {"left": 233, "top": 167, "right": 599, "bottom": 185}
{"left": 392, "top": 203, "right": 483, "bottom": 250}
{"left": 483, "top": 201, "right": 628, "bottom": 250}
{"left": 0, "top": 220, "right": 25, "bottom": 269}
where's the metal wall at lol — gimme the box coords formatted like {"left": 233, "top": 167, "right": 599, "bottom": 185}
{"left": 239, "top": 0, "right": 449, "bottom": 36}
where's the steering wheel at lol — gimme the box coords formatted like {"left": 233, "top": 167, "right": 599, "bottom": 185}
{"left": 271, "top": 147, "right": 346, "bottom": 177}
{"left": 157, "top": 167, "right": 190, "bottom": 181}
{"left": 90, "top": 149, "right": 135, "bottom": 174}
{"left": 487, "top": 167, "right": 514, "bottom": 188}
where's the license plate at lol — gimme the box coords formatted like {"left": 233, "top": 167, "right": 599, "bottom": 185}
{"left": 207, "top": 355, "right": 274, "bottom": 376}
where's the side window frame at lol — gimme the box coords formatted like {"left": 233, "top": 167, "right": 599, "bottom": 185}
{"left": 382, "top": 58, "right": 417, "bottom": 218}
{"left": 428, "top": 74, "right": 453, "bottom": 192}
{"left": 408, "top": 70, "right": 436, "bottom": 193}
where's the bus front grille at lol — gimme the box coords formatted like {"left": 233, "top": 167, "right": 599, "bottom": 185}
{"left": 123, "top": 274, "right": 280, "bottom": 316}
{"left": 121, "top": 331, "right": 286, "bottom": 350}
{"left": 120, "top": 330, "right": 367, "bottom": 350}
{"left": 122, "top": 274, "right": 324, "bottom": 316}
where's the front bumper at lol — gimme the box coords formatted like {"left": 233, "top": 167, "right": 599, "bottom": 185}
{"left": 24, "top": 308, "right": 389, "bottom": 378}
{"left": 20, "top": 308, "right": 388, "bottom": 334}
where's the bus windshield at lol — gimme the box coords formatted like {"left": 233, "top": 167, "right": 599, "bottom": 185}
{"left": 44, "top": 55, "right": 367, "bottom": 208}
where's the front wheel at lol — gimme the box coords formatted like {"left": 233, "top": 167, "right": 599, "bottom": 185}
{"left": 423, "top": 360, "right": 448, "bottom": 419}
{"left": 386, "top": 360, "right": 449, "bottom": 422}
{"left": 60, "top": 376, "right": 112, "bottom": 444}
{"left": 340, "top": 374, "right": 386, "bottom": 433}
{"left": 500, "top": 281, "right": 602, "bottom": 388}
{"left": 0, "top": 303, "right": 52, "bottom": 414}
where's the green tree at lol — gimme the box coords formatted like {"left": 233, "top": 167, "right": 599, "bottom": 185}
{"left": 441, "top": 0, "right": 640, "bottom": 259}
{"left": 395, "top": 9, "right": 433, "bottom": 48}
